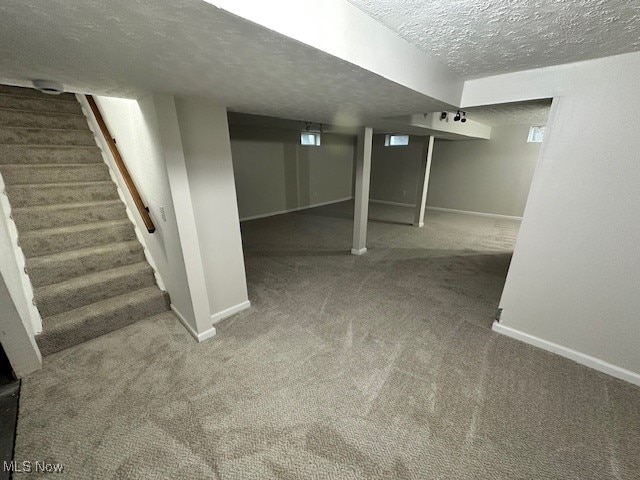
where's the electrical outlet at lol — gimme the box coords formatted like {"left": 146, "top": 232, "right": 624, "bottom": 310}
{"left": 160, "top": 206, "right": 166, "bottom": 222}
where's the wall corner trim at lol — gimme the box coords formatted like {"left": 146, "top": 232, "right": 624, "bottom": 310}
{"left": 171, "top": 304, "right": 217, "bottom": 343}
{"left": 492, "top": 322, "right": 640, "bottom": 387}
{"left": 351, "top": 247, "right": 367, "bottom": 255}
{"left": 211, "top": 300, "right": 251, "bottom": 324}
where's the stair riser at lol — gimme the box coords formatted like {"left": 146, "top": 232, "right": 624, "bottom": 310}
{"left": 0, "top": 145, "right": 103, "bottom": 165}
{"left": 20, "top": 223, "right": 136, "bottom": 257}
{"left": 36, "top": 267, "right": 156, "bottom": 317}
{"left": 0, "top": 164, "right": 110, "bottom": 185}
{"left": 0, "top": 110, "right": 88, "bottom": 129}
{"left": 6, "top": 183, "right": 118, "bottom": 207}
{"left": 36, "top": 291, "right": 170, "bottom": 356}
{"left": 0, "top": 96, "right": 82, "bottom": 114}
{"left": 12, "top": 202, "right": 127, "bottom": 231}
{"left": 0, "top": 85, "right": 77, "bottom": 101}
{"left": 0, "top": 128, "right": 95, "bottom": 146}
{"left": 26, "top": 243, "right": 146, "bottom": 287}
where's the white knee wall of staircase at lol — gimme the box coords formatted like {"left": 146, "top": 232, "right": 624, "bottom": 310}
{"left": 0, "top": 174, "right": 43, "bottom": 337}
{"left": 87, "top": 93, "right": 250, "bottom": 338}
{"left": 78, "top": 96, "right": 168, "bottom": 291}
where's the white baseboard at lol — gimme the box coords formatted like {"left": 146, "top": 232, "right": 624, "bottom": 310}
{"left": 427, "top": 206, "right": 522, "bottom": 221}
{"left": 240, "top": 197, "right": 353, "bottom": 222}
{"left": 413, "top": 222, "right": 424, "bottom": 227}
{"left": 492, "top": 322, "right": 640, "bottom": 387}
{"left": 351, "top": 247, "right": 367, "bottom": 255}
{"left": 369, "top": 198, "right": 414, "bottom": 208}
{"left": 211, "top": 300, "right": 251, "bottom": 324}
{"left": 171, "top": 305, "right": 217, "bottom": 343}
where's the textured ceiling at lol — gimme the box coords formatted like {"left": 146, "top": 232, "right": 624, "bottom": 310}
{"left": 463, "top": 99, "right": 552, "bottom": 126}
{"left": 347, "top": 0, "right": 640, "bottom": 77}
{"left": 0, "top": 0, "right": 450, "bottom": 126}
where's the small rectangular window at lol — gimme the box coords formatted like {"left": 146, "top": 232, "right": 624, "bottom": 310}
{"left": 385, "top": 134, "right": 409, "bottom": 146}
{"left": 301, "top": 132, "right": 321, "bottom": 146}
{"left": 527, "top": 126, "right": 545, "bottom": 143}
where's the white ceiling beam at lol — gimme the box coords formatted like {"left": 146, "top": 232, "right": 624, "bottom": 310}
{"left": 208, "top": 0, "right": 464, "bottom": 107}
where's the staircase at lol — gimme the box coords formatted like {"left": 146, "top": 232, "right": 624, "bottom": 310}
{"left": 0, "top": 84, "right": 170, "bottom": 356}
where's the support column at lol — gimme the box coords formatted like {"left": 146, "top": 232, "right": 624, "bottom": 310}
{"left": 153, "top": 94, "right": 215, "bottom": 340}
{"left": 352, "top": 127, "right": 373, "bottom": 255}
{"left": 154, "top": 94, "right": 250, "bottom": 341}
{"left": 413, "top": 135, "right": 435, "bottom": 227}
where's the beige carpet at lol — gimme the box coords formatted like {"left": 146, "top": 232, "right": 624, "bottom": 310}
{"left": 15, "top": 201, "right": 640, "bottom": 479}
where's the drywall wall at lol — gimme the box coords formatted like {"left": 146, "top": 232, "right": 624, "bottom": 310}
{"left": 0, "top": 272, "right": 41, "bottom": 377}
{"left": 369, "top": 134, "right": 425, "bottom": 205}
{"left": 463, "top": 51, "right": 640, "bottom": 383}
{"left": 174, "top": 97, "right": 249, "bottom": 324}
{"left": 370, "top": 127, "right": 543, "bottom": 217}
{"left": 230, "top": 124, "right": 355, "bottom": 220}
{"left": 92, "top": 94, "right": 250, "bottom": 335}
{"left": 0, "top": 176, "right": 41, "bottom": 335}
{"left": 428, "top": 125, "right": 542, "bottom": 217}
{"left": 87, "top": 95, "right": 197, "bottom": 330}
{"left": 0, "top": 192, "right": 41, "bottom": 376}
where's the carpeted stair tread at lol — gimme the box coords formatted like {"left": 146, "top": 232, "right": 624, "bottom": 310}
{"left": 19, "top": 219, "right": 136, "bottom": 257}
{"left": 0, "top": 145, "right": 103, "bottom": 164}
{"left": 2, "top": 85, "right": 170, "bottom": 356}
{"left": 12, "top": 199, "right": 127, "bottom": 231}
{"left": 0, "top": 109, "right": 88, "bottom": 129}
{"left": 0, "top": 127, "right": 95, "bottom": 146}
{"left": 36, "top": 286, "right": 170, "bottom": 356}
{"left": 26, "top": 241, "right": 145, "bottom": 288}
{"left": 6, "top": 181, "right": 118, "bottom": 207}
{"left": 0, "top": 163, "right": 110, "bottom": 185}
{"left": 35, "top": 262, "right": 156, "bottom": 318}
{"left": 0, "top": 85, "right": 77, "bottom": 101}
{"left": 0, "top": 95, "right": 82, "bottom": 114}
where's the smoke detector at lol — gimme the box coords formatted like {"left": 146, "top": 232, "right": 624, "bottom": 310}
{"left": 32, "top": 80, "right": 64, "bottom": 95}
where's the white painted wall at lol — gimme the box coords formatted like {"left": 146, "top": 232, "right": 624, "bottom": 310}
{"left": 463, "top": 51, "right": 640, "bottom": 383}
{"left": 370, "top": 134, "right": 425, "bottom": 206}
{"left": 174, "top": 97, "right": 250, "bottom": 324}
{"left": 0, "top": 176, "right": 42, "bottom": 335}
{"left": 0, "top": 191, "right": 41, "bottom": 376}
{"left": 230, "top": 124, "right": 355, "bottom": 220}
{"left": 84, "top": 95, "right": 197, "bottom": 330}
{"left": 370, "top": 126, "right": 543, "bottom": 218}
{"left": 92, "top": 94, "right": 250, "bottom": 336}
{"left": 429, "top": 125, "right": 542, "bottom": 217}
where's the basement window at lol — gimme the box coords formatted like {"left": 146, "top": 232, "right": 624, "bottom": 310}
{"left": 301, "top": 131, "right": 321, "bottom": 146}
{"left": 527, "top": 126, "right": 545, "bottom": 143}
{"left": 385, "top": 134, "right": 409, "bottom": 146}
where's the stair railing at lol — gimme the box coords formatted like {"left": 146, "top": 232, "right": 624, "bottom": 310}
{"left": 85, "top": 95, "right": 156, "bottom": 233}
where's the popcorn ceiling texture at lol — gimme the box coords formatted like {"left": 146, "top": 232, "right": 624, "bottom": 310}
{"left": 0, "top": 0, "right": 449, "bottom": 126}
{"left": 348, "top": 0, "right": 640, "bottom": 77}
{"left": 464, "top": 99, "right": 552, "bottom": 126}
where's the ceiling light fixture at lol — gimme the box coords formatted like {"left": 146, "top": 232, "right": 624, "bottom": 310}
{"left": 32, "top": 79, "right": 64, "bottom": 95}
{"left": 460, "top": 112, "right": 467, "bottom": 123}
{"left": 454, "top": 110, "right": 461, "bottom": 122}
{"left": 440, "top": 111, "right": 448, "bottom": 120}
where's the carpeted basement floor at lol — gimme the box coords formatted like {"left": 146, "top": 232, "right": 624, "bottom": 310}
{"left": 15, "top": 201, "right": 640, "bottom": 479}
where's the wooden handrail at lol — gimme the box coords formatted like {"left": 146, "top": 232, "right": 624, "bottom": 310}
{"left": 85, "top": 95, "right": 155, "bottom": 233}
